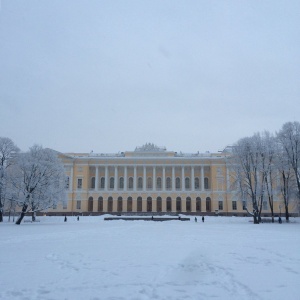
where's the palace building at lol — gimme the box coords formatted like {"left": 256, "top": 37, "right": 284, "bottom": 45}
{"left": 51, "top": 143, "right": 287, "bottom": 216}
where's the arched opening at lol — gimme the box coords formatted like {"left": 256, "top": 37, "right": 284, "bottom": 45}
{"left": 109, "top": 177, "right": 114, "bottom": 189}
{"left": 204, "top": 177, "right": 209, "bottom": 190}
{"left": 119, "top": 177, "right": 124, "bottom": 189}
{"left": 185, "top": 177, "right": 190, "bottom": 189}
{"left": 157, "top": 197, "right": 162, "bottom": 212}
{"left": 147, "top": 197, "right": 152, "bottom": 212}
{"left": 176, "top": 197, "right": 181, "bottom": 212}
{"left": 108, "top": 197, "right": 113, "bottom": 212}
{"left": 117, "top": 196, "right": 123, "bottom": 212}
{"left": 128, "top": 177, "right": 133, "bottom": 189}
{"left": 166, "top": 197, "right": 172, "bottom": 212}
{"left": 98, "top": 197, "right": 103, "bottom": 212}
{"left": 100, "top": 177, "right": 105, "bottom": 189}
{"left": 147, "top": 177, "right": 152, "bottom": 189}
{"left": 88, "top": 196, "right": 93, "bottom": 212}
{"left": 195, "top": 177, "right": 200, "bottom": 190}
{"left": 196, "top": 197, "right": 201, "bottom": 212}
{"left": 137, "top": 197, "right": 142, "bottom": 212}
{"left": 176, "top": 177, "right": 181, "bottom": 190}
{"left": 206, "top": 197, "right": 211, "bottom": 212}
{"left": 91, "top": 177, "right": 95, "bottom": 189}
{"left": 127, "top": 197, "right": 132, "bottom": 212}
{"left": 156, "top": 177, "right": 162, "bottom": 190}
{"left": 186, "top": 197, "right": 191, "bottom": 212}
{"left": 138, "top": 177, "right": 143, "bottom": 190}
{"left": 166, "top": 177, "right": 171, "bottom": 190}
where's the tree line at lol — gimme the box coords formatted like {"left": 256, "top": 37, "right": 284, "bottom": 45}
{"left": 0, "top": 138, "right": 66, "bottom": 225}
{"left": 230, "top": 121, "right": 300, "bottom": 224}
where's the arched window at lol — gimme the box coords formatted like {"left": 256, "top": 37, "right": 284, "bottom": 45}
{"left": 138, "top": 177, "right": 143, "bottom": 190}
{"left": 110, "top": 177, "right": 114, "bottom": 189}
{"left": 195, "top": 177, "right": 200, "bottom": 190}
{"left": 204, "top": 177, "right": 209, "bottom": 189}
{"left": 206, "top": 197, "right": 211, "bottom": 212}
{"left": 119, "top": 177, "right": 124, "bottom": 189}
{"left": 196, "top": 197, "right": 201, "bottom": 212}
{"left": 128, "top": 177, "right": 133, "bottom": 189}
{"left": 147, "top": 177, "right": 152, "bottom": 189}
{"left": 157, "top": 197, "right": 162, "bottom": 212}
{"left": 176, "top": 197, "right": 181, "bottom": 212}
{"left": 88, "top": 196, "right": 93, "bottom": 212}
{"left": 185, "top": 177, "right": 190, "bottom": 189}
{"left": 176, "top": 177, "right": 181, "bottom": 190}
{"left": 137, "top": 197, "right": 142, "bottom": 212}
{"left": 108, "top": 196, "right": 113, "bottom": 212}
{"left": 167, "top": 197, "right": 172, "bottom": 212}
{"left": 98, "top": 197, "right": 103, "bottom": 212}
{"left": 186, "top": 197, "right": 191, "bottom": 212}
{"left": 157, "top": 177, "right": 162, "bottom": 189}
{"left": 100, "top": 177, "right": 105, "bottom": 189}
{"left": 91, "top": 177, "right": 95, "bottom": 189}
{"left": 127, "top": 197, "right": 133, "bottom": 212}
{"left": 147, "top": 197, "right": 152, "bottom": 212}
{"left": 117, "top": 197, "right": 123, "bottom": 212}
{"left": 166, "top": 177, "right": 171, "bottom": 190}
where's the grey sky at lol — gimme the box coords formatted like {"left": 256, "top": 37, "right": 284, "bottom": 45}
{"left": 1, "top": 0, "right": 299, "bottom": 153}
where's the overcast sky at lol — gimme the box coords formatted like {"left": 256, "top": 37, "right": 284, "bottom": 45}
{"left": 0, "top": 1, "right": 299, "bottom": 154}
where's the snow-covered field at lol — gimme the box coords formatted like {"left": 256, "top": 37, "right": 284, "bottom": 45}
{"left": 1, "top": 216, "right": 299, "bottom": 300}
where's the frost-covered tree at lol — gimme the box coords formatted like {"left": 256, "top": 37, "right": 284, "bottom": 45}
{"left": 0, "top": 137, "right": 20, "bottom": 222}
{"left": 13, "top": 145, "right": 66, "bottom": 225}
{"left": 277, "top": 122, "right": 300, "bottom": 206}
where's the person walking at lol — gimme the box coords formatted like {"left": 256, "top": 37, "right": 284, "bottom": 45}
{"left": 202, "top": 216, "right": 205, "bottom": 222}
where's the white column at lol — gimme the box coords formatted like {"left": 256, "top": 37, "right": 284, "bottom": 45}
{"left": 124, "top": 166, "right": 127, "bottom": 191}
{"left": 191, "top": 166, "right": 195, "bottom": 191}
{"left": 95, "top": 166, "right": 99, "bottom": 191}
{"left": 172, "top": 166, "right": 175, "bottom": 191}
{"left": 114, "top": 166, "right": 118, "bottom": 191}
{"left": 143, "top": 166, "right": 146, "bottom": 191}
{"left": 134, "top": 166, "right": 137, "bottom": 192}
{"left": 105, "top": 166, "right": 108, "bottom": 191}
{"left": 153, "top": 166, "right": 156, "bottom": 190}
{"left": 201, "top": 166, "right": 204, "bottom": 191}
{"left": 162, "top": 166, "right": 166, "bottom": 191}
{"left": 181, "top": 166, "right": 185, "bottom": 191}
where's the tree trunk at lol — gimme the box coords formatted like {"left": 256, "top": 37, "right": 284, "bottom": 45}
{"left": 0, "top": 204, "right": 3, "bottom": 222}
{"left": 285, "top": 204, "right": 289, "bottom": 221}
{"left": 15, "top": 204, "right": 28, "bottom": 225}
{"left": 31, "top": 211, "right": 36, "bottom": 222}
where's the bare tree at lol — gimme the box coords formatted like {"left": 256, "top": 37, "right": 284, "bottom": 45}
{"left": 277, "top": 122, "right": 300, "bottom": 209}
{"left": 13, "top": 145, "right": 67, "bottom": 225}
{"left": 0, "top": 137, "right": 20, "bottom": 222}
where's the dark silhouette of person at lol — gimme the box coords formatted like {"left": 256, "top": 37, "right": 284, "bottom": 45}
{"left": 202, "top": 216, "right": 205, "bottom": 222}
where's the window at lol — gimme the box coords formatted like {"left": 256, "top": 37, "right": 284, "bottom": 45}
{"left": 167, "top": 197, "right": 172, "bottom": 212}
{"left": 108, "top": 197, "right": 113, "bottom": 212}
{"left": 117, "top": 197, "right": 123, "bottom": 212}
{"left": 127, "top": 197, "right": 133, "bottom": 212}
{"left": 77, "top": 178, "right": 82, "bottom": 189}
{"left": 119, "top": 177, "right": 124, "bottom": 189}
{"left": 65, "top": 177, "right": 70, "bottom": 189}
{"left": 147, "top": 197, "right": 152, "bottom": 212}
{"left": 76, "top": 200, "right": 81, "bottom": 209}
{"left": 109, "top": 177, "right": 114, "bottom": 189}
{"left": 156, "top": 177, "right": 162, "bottom": 189}
{"left": 98, "top": 197, "right": 103, "bottom": 212}
{"left": 137, "top": 197, "right": 142, "bottom": 212}
{"left": 196, "top": 197, "right": 201, "bottom": 212}
{"left": 128, "top": 177, "right": 133, "bottom": 189}
{"left": 88, "top": 197, "right": 93, "bottom": 212}
{"left": 232, "top": 201, "right": 237, "bottom": 210}
{"left": 185, "top": 177, "right": 190, "bottom": 189}
{"left": 218, "top": 201, "right": 223, "bottom": 210}
{"left": 186, "top": 197, "right": 191, "bottom": 212}
{"left": 157, "top": 197, "right": 162, "bottom": 212}
{"left": 176, "top": 197, "right": 181, "bottom": 212}
{"left": 100, "top": 177, "right": 105, "bottom": 189}
{"left": 166, "top": 177, "right": 171, "bottom": 190}
{"left": 204, "top": 178, "right": 209, "bottom": 189}
{"left": 242, "top": 200, "right": 246, "bottom": 210}
{"left": 91, "top": 177, "right": 95, "bottom": 189}
{"left": 147, "top": 177, "right": 152, "bottom": 189}
{"left": 206, "top": 197, "right": 211, "bottom": 212}
{"left": 138, "top": 177, "right": 143, "bottom": 190}
{"left": 195, "top": 177, "right": 200, "bottom": 190}
{"left": 176, "top": 177, "right": 181, "bottom": 190}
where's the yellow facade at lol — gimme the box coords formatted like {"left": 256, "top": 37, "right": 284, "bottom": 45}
{"left": 51, "top": 144, "right": 289, "bottom": 216}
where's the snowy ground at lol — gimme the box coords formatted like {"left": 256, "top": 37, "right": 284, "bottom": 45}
{"left": 1, "top": 216, "right": 300, "bottom": 300}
